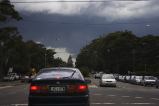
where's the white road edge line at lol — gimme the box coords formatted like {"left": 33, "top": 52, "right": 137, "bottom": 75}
{"left": 151, "top": 98, "right": 159, "bottom": 101}
{"left": 121, "top": 96, "right": 130, "bottom": 98}
{"left": 91, "top": 103, "right": 116, "bottom": 104}
{"left": 0, "top": 86, "right": 13, "bottom": 89}
{"left": 135, "top": 97, "right": 143, "bottom": 99}
{"left": 107, "top": 95, "right": 116, "bottom": 97}
{"left": 93, "top": 94, "right": 102, "bottom": 95}
{"left": 11, "top": 104, "right": 28, "bottom": 106}
{"left": 123, "top": 103, "right": 155, "bottom": 105}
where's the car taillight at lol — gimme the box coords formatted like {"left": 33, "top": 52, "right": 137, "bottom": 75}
{"left": 68, "top": 84, "right": 88, "bottom": 93}
{"left": 30, "top": 85, "right": 39, "bottom": 91}
{"left": 30, "top": 85, "right": 48, "bottom": 93}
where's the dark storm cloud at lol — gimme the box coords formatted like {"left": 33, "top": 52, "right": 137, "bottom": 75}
{"left": 10, "top": 0, "right": 159, "bottom": 57}
{"left": 14, "top": 12, "right": 159, "bottom": 55}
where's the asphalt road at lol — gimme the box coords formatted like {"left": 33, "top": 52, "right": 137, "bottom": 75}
{"left": 0, "top": 79, "right": 159, "bottom": 106}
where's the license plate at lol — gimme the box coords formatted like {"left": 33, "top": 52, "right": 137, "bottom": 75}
{"left": 50, "top": 86, "right": 66, "bottom": 93}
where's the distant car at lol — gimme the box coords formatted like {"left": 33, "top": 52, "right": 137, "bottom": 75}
{"left": 28, "top": 67, "right": 91, "bottom": 106}
{"left": 125, "top": 75, "right": 131, "bottom": 83}
{"left": 94, "top": 73, "right": 101, "bottom": 79}
{"left": 99, "top": 74, "right": 116, "bottom": 87}
{"left": 155, "top": 77, "right": 159, "bottom": 88}
{"left": 3, "top": 73, "right": 20, "bottom": 81}
{"left": 133, "top": 76, "right": 143, "bottom": 85}
{"left": 21, "top": 76, "right": 30, "bottom": 83}
{"left": 141, "top": 76, "right": 156, "bottom": 86}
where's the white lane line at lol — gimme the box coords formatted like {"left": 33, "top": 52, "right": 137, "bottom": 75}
{"left": 121, "top": 96, "right": 130, "bottom": 98}
{"left": 123, "top": 103, "right": 155, "bottom": 105}
{"left": 151, "top": 98, "right": 159, "bottom": 101}
{"left": 11, "top": 104, "right": 28, "bottom": 106}
{"left": 91, "top": 103, "right": 116, "bottom": 105}
{"left": 107, "top": 95, "right": 116, "bottom": 97}
{"left": 92, "top": 94, "right": 102, "bottom": 96}
{"left": 135, "top": 97, "right": 143, "bottom": 99}
{"left": 0, "top": 86, "right": 13, "bottom": 89}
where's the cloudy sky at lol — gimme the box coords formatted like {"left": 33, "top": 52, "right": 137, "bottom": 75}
{"left": 9, "top": 0, "right": 159, "bottom": 62}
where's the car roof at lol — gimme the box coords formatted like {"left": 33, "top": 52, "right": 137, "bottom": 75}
{"left": 40, "top": 67, "right": 80, "bottom": 72}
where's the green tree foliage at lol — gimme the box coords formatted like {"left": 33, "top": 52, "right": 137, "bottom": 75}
{"left": 0, "top": 28, "right": 67, "bottom": 77}
{"left": 67, "top": 55, "right": 74, "bottom": 67}
{"left": 76, "top": 31, "right": 159, "bottom": 76}
{"left": 0, "top": 0, "right": 22, "bottom": 22}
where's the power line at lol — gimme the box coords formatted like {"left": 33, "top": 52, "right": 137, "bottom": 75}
{"left": 9, "top": 0, "right": 149, "bottom": 4}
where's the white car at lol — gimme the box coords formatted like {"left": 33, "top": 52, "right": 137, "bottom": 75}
{"left": 3, "top": 73, "right": 20, "bottom": 81}
{"left": 99, "top": 74, "right": 117, "bottom": 87}
{"left": 141, "top": 76, "right": 156, "bottom": 86}
{"left": 133, "top": 76, "right": 143, "bottom": 85}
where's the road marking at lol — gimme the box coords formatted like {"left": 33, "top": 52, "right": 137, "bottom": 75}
{"left": 123, "top": 103, "right": 155, "bottom": 105}
{"left": 11, "top": 104, "right": 28, "bottom": 106}
{"left": 92, "top": 93, "right": 102, "bottom": 96}
{"left": 151, "top": 98, "right": 159, "bottom": 101}
{"left": 135, "top": 97, "right": 143, "bottom": 99}
{"left": 107, "top": 95, "right": 116, "bottom": 97}
{"left": 91, "top": 103, "right": 116, "bottom": 105}
{"left": 0, "top": 86, "right": 13, "bottom": 89}
{"left": 121, "top": 96, "right": 130, "bottom": 98}
{"left": 11, "top": 102, "right": 156, "bottom": 105}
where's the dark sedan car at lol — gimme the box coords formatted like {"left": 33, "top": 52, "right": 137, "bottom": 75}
{"left": 28, "top": 67, "right": 90, "bottom": 106}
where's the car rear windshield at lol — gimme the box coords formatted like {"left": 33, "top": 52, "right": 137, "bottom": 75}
{"left": 102, "top": 75, "right": 115, "bottom": 79}
{"left": 35, "top": 69, "right": 76, "bottom": 80}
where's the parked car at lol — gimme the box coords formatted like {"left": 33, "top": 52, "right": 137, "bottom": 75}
{"left": 3, "top": 73, "right": 20, "bottom": 81}
{"left": 129, "top": 75, "right": 136, "bottom": 84}
{"left": 28, "top": 67, "right": 91, "bottom": 106}
{"left": 133, "top": 76, "right": 143, "bottom": 85}
{"left": 94, "top": 73, "right": 100, "bottom": 79}
{"left": 21, "top": 75, "right": 30, "bottom": 83}
{"left": 155, "top": 76, "right": 159, "bottom": 88}
{"left": 125, "top": 75, "right": 131, "bottom": 83}
{"left": 99, "top": 74, "right": 116, "bottom": 87}
{"left": 141, "top": 76, "right": 156, "bottom": 86}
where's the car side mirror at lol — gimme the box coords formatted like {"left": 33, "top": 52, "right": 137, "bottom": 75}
{"left": 85, "top": 79, "right": 91, "bottom": 84}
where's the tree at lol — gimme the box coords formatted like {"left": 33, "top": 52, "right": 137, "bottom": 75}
{"left": 76, "top": 30, "right": 159, "bottom": 75}
{"left": 67, "top": 55, "right": 74, "bottom": 67}
{"left": 0, "top": 0, "right": 22, "bottom": 22}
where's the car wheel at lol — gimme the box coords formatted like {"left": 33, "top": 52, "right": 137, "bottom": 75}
{"left": 156, "top": 85, "right": 159, "bottom": 88}
{"left": 144, "top": 83, "right": 147, "bottom": 86}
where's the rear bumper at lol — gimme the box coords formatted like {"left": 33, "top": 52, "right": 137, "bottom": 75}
{"left": 29, "top": 95, "right": 89, "bottom": 106}
{"left": 100, "top": 82, "right": 116, "bottom": 86}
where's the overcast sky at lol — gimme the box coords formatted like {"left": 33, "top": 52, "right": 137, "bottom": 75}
{"left": 9, "top": 0, "right": 159, "bottom": 62}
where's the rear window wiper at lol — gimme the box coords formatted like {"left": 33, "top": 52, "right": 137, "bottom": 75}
{"left": 62, "top": 71, "right": 76, "bottom": 79}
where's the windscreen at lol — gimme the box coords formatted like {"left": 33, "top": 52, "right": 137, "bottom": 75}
{"left": 102, "top": 75, "right": 115, "bottom": 79}
{"left": 35, "top": 69, "right": 75, "bottom": 80}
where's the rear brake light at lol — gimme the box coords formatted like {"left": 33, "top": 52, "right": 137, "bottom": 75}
{"left": 68, "top": 84, "right": 88, "bottom": 93}
{"left": 30, "top": 85, "right": 48, "bottom": 92}
{"left": 78, "top": 85, "right": 88, "bottom": 92}
{"left": 30, "top": 85, "right": 40, "bottom": 91}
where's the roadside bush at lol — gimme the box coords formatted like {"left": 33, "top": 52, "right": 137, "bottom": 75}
{"left": 79, "top": 67, "right": 90, "bottom": 77}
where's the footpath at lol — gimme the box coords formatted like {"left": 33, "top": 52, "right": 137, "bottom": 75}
{"left": 0, "top": 80, "right": 22, "bottom": 87}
